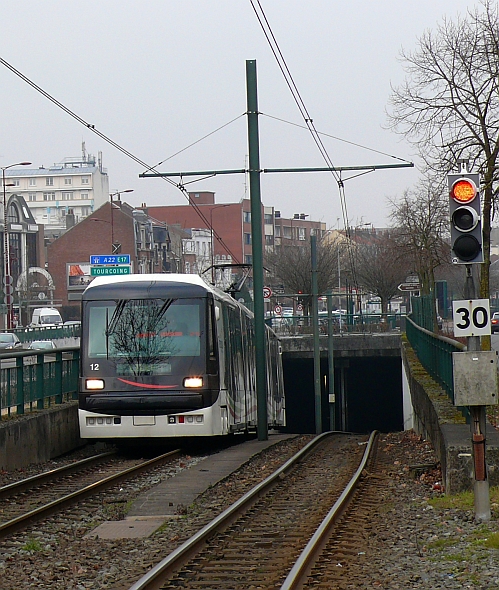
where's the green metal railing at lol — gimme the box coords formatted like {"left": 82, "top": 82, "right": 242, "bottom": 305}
{"left": 0, "top": 347, "right": 79, "bottom": 416}
{"left": 410, "top": 295, "right": 436, "bottom": 332}
{"left": 405, "top": 315, "right": 466, "bottom": 404}
{"left": 265, "top": 312, "right": 405, "bottom": 335}
{"left": 12, "top": 324, "right": 80, "bottom": 344}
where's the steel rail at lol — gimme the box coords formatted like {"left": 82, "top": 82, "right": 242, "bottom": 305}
{"left": 0, "top": 448, "right": 181, "bottom": 539}
{"left": 0, "top": 451, "right": 116, "bottom": 500}
{"left": 128, "top": 431, "right": 338, "bottom": 590}
{"left": 280, "top": 430, "right": 378, "bottom": 589}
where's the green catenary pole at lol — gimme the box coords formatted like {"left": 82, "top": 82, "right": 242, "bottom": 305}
{"left": 311, "top": 233, "right": 322, "bottom": 434}
{"left": 246, "top": 60, "right": 268, "bottom": 441}
{"left": 327, "top": 289, "right": 335, "bottom": 430}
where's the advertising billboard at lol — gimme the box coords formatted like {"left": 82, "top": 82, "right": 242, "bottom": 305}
{"left": 67, "top": 263, "right": 95, "bottom": 290}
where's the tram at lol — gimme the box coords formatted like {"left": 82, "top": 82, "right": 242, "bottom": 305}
{"left": 78, "top": 274, "right": 285, "bottom": 439}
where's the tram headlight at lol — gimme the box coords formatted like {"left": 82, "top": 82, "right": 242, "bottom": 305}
{"left": 86, "top": 378, "right": 105, "bottom": 390}
{"left": 184, "top": 377, "right": 203, "bottom": 388}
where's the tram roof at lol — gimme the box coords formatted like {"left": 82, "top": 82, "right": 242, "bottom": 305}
{"left": 82, "top": 273, "right": 229, "bottom": 302}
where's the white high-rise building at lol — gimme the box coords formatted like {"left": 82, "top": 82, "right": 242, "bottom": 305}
{"left": 4, "top": 147, "right": 109, "bottom": 236}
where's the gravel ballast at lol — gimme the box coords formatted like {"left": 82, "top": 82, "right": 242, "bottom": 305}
{"left": 0, "top": 430, "right": 498, "bottom": 589}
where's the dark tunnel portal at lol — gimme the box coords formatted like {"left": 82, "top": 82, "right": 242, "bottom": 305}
{"left": 282, "top": 356, "right": 403, "bottom": 434}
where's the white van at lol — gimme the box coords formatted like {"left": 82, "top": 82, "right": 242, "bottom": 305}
{"left": 30, "top": 307, "right": 63, "bottom": 327}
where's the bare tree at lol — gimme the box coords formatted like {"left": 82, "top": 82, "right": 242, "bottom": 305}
{"left": 351, "top": 233, "right": 410, "bottom": 314}
{"left": 387, "top": 0, "right": 499, "bottom": 297}
{"left": 265, "top": 236, "right": 341, "bottom": 311}
{"left": 389, "top": 179, "right": 449, "bottom": 296}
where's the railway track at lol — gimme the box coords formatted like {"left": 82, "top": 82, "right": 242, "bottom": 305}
{"left": 0, "top": 449, "right": 181, "bottom": 539}
{"left": 129, "top": 431, "right": 381, "bottom": 590}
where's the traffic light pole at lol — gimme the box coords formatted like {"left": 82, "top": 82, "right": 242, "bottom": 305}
{"left": 464, "top": 264, "right": 491, "bottom": 521}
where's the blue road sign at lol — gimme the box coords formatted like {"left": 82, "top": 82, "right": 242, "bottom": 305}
{"left": 90, "top": 254, "right": 131, "bottom": 265}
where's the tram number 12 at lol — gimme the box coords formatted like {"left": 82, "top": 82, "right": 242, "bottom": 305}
{"left": 452, "top": 299, "right": 491, "bottom": 337}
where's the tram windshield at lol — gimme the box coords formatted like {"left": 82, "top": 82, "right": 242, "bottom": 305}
{"left": 85, "top": 298, "right": 204, "bottom": 376}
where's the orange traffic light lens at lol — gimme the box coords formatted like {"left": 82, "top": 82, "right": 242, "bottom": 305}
{"left": 451, "top": 179, "right": 476, "bottom": 203}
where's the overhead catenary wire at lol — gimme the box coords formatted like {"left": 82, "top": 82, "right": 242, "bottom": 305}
{"left": 249, "top": 0, "right": 360, "bottom": 289}
{"left": 0, "top": 56, "right": 241, "bottom": 265}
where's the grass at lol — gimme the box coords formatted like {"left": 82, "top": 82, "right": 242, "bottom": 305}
{"left": 102, "top": 499, "right": 133, "bottom": 520}
{"left": 428, "top": 486, "right": 499, "bottom": 515}
{"left": 22, "top": 538, "right": 43, "bottom": 552}
{"left": 484, "top": 531, "right": 499, "bottom": 548}
{"left": 425, "top": 489, "right": 499, "bottom": 573}
{"left": 472, "top": 529, "right": 499, "bottom": 549}
{"left": 427, "top": 537, "right": 459, "bottom": 550}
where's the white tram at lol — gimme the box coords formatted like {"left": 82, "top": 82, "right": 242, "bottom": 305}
{"left": 78, "top": 274, "right": 285, "bottom": 439}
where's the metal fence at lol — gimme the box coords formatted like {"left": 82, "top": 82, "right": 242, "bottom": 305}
{"left": 405, "top": 315, "right": 466, "bottom": 403}
{"left": 265, "top": 312, "right": 405, "bottom": 336}
{"left": 0, "top": 347, "right": 79, "bottom": 417}
{"left": 12, "top": 324, "right": 81, "bottom": 344}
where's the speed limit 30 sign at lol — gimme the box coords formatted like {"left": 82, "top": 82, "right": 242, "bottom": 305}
{"left": 452, "top": 299, "right": 491, "bottom": 337}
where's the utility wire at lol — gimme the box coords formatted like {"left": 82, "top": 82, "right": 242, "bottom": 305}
{"left": 260, "top": 112, "right": 412, "bottom": 163}
{"left": 143, "top": 113, "right": 246, "bottom": 173}
{"left": 0, "top": 56, "right": 241, "bottom": 265}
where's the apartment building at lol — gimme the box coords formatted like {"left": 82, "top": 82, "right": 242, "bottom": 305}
{"left": 141, "top": 191, "right": 326, "bottom": 265}
{"left": 4, "top": 149, "right": 109, "bottom": 237}
{"left": 273, "top": 211, "right": 326, "bottom": 249}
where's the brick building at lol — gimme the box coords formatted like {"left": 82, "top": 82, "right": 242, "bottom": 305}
{"left": 141, "top": 191, "right": 326, "bottom": 267}
{"left": 141, "top": 192, "right": 252, "bottom": 266}
{"left": 47, "top": 200, "right": 170, "bottom": 320}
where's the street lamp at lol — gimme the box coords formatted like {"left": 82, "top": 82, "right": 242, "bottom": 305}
{"left": 110, "top": 189, "right": 133, "bottom": 253}
{"left": 2, "top": 161, "right": 31, "bottom": 329}
{"left": 210, "top": 204, "right": 230, "bottom": 283}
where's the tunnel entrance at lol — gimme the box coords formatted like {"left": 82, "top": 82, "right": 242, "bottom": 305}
{"left": 281, "top": 355, "right": 403, "bottom": 434}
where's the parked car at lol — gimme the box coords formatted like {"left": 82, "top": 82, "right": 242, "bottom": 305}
{"left": 0, "top": 332, "right": 22, "bottom": 350}
{"left": 492, "top": 312, "right": 499, "bottom": 334}
{"left": 27, "top": 340, "right": 57, "bottom": 350}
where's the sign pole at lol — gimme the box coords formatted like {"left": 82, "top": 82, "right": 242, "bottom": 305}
{"left": 464, "top": 264, "right": 491, "bottom": 521}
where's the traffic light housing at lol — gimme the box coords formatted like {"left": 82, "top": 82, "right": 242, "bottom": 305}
{"left": 448, "top": 172, "right": 483, "bottom": 264}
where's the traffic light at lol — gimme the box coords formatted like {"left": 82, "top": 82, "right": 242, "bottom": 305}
{"left": 448, "top": 172, "right": 483, "bottom": 264}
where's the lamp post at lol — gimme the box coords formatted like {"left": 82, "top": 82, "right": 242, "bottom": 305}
{"left": 110, "top": 189, "right": 133, "bottom": 253}
{"left": 209, "top": 204, "right": 230, "bottom": 283}
{"left": 2, "top": 161, "right": 31, "bottom": 329}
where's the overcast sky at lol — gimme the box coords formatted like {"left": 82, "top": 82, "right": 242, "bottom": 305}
{"left": 1, "top": 0, "right": 476, "bottom": 229}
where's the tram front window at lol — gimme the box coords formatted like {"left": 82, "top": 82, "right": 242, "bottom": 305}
{"left": 86, "top": 298, "right": 203, "bottom": 376}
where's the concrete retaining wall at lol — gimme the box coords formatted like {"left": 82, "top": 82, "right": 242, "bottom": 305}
{"left": 0, "top": 402, "right": 83, "bottom": 471}
{"left": 402, "top": 341, "right": 499, "bottom": 494}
